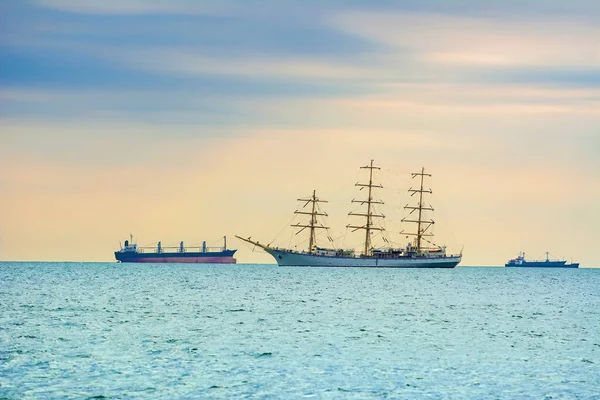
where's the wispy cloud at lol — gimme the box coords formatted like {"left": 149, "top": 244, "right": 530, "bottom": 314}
{"left": 35, "top": 0, "right": 230, "bottom": 16}
{"left": 112, "top": 48, "right": 369, "bottom": 80}
{"left": 329, "top": 12, "right": 600, "bottom": 68}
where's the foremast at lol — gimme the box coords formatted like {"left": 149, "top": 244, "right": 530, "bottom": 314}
{"left": 348, "top": 160, "right": 385, "bottom": 256}
{"left": 235, "top": 190, "right": 329, "bottom": 254}
{"left": 292, "top": 190, "right": 329, "bottom": 253}
{"left": 402, "top": 167, "right": 435, "bottom": 254}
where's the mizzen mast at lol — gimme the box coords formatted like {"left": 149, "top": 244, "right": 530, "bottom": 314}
{"left": 402, "top": 167, "right": 434, "bottom": 254}
{"left": 291, "top": 190, "right": 329, "bottom": 253}
{"left": 348, "top": 159, "right": 385, "bottom": 256}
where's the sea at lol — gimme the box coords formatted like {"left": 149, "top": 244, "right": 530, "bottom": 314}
{"left": 0, "top": 262, "right": 598, "bottom": 399}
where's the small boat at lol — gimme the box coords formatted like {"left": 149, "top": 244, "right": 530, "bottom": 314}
{"left": 505, "top": 252, "right": 579, "bottom": 268}
{"left": 115, "top": 235, "right": 237, "bottom": 263}
{"left": 236, "top": 160, "right": 462, "bottom": 268}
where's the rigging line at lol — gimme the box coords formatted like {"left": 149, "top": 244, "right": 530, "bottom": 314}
{"left": 421, "top": 237, "right": 440, "bottom": 248}
{"left": 212, "top": 237, "right": 226, "bottom": 246}
{"left": 330, "top": 233, "right": 346, "bottom": 242}
{"left": 238, "top": 239, "right": 257, "bottom": 252}
{"left": 189, "top": 237, "right": 219, "bottom": 247}
{"left": 388, "top": 238, "right": 401, "bottom": 247}
{"left": 269, "top": 213, "right": 298, "bottom": 246}
{"left": 381, "top": 217, "right": 392, "bottom": 245}
{"left": 319, "top": 216, "right": 334, "bottom": 244}
{"left": 206, "top": 237, "right": 225, "bottom": 247}
{"left": 341, "top": 227, "right": 349, "bottom": 248}
{"left": 316, "top": 230, "right": 333, "bottom": 246}
{"left": 381, "top": 167, "right": 412, "bottom": 176}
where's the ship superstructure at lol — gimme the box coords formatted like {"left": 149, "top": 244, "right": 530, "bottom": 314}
{"left": 115, "top": 235, "right": 237, "bottom": 263}
{"left": 236, "top": 160, "right": 461, "bottom": 268}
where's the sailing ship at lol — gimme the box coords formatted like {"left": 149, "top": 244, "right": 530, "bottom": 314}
{"left": 115, "top": 235, "right": 237, "bottom": 263}
{"left": 236, "top": 160, "right": 462, "bottom": 268}
{"left": 505, "top": 252, "right": 579, "bottom": 268}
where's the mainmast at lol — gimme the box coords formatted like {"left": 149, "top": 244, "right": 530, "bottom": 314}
{"left": 291, "top": 190, "right": 329, "bottom": 253}
{"left": 348, "top": 160, "right": 385, "bottom": 256}
{"left": 402, "top": 167, "right": 434, "bottom": 253}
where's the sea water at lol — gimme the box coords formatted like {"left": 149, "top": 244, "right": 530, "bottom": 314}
{"left": 0, "top": 262, "right": 598, "bottom": 399}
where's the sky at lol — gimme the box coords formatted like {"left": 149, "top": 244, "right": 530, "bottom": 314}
{"left": 1, "top": 0, "right": 599, "bottom": 266}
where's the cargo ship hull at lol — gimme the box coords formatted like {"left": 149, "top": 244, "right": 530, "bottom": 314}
{"left": 115, "top": 250, "right": 237, "bottom": 264}
{"left": 505, "top": 261, "right": 579, "bottom": 268}
{"left": 505, "top": 252, "right": 578, "bottom": 268}
{"left": 266, "top": 249, "right": 460, "bottom": 268}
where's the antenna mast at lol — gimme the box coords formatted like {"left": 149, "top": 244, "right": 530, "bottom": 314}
{"left": 402, "top": 167, "right": 434, "bottom": 253}
{"left": 291, "top": 190, "right": 329, "bottom": 253}
{"left": 347, "top": 160, "right": 385, "bottom": 256}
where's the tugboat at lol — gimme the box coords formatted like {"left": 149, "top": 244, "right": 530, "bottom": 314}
{"left": 505, "top": 252, "right": 579, "bottom": 268}
{"left": 115, "top": 235, "right": 237, "bottom": 263}
{"left": 236, "top": 160, "right": 462, "bottom": 268}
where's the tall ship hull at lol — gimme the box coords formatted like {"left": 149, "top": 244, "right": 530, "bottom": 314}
{"left": 505, "top": 252, "right": 578, "bottom": 268}
{"left": 266, "top": 248, "right": 460, "bottom": 268}
{"left": 115, "top": 236, "right": 237, "bottom": 264}
{"left": 237, "top": 161, "right": 462, "bottom": 269}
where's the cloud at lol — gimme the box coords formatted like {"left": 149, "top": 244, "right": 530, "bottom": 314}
{"left": 0, "top": 118, "right": 238, "bottom": 168}
{"left": 328, "top": 12, "right": 600, "bottom": 68}
{"left": 6, "top": 3, "right": 600, "bottom": 90}
{"left": 35, "top": 0, "right": 229, "bottom": 16}
{"left": 111, "top": 47, "right": 369, "bottom": 80}
{"left": 3, "top": 82, "right": 599, "bottom": 140}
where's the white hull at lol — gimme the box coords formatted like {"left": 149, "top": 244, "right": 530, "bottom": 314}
{"left": 266, "top": 249, "right": 461, "bottom": 268}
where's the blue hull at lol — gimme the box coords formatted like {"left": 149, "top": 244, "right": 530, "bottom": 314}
{"left": 505, "top": 261, "right": 579, "bottom": 268}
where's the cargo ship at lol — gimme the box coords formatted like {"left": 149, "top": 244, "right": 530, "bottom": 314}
{"left": 236, "top": 160, "right": 462, "bottom": 268}
{"left": 505, "top": 252, "right": 578, "bottom": 268}
{"left": 115, "top": 235, "right": 237, "bottom": 263}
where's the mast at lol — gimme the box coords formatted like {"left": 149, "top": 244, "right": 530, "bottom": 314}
{"left": 402, "top": 167, "right": 434, "bottom": 253}
{"left": 291, "top": 190, "right": 329, "bottom": 253}
{"left": 348, "top": 160, "right": 385, "bottom": 256}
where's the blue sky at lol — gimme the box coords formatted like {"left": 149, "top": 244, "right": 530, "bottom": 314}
{"left": 1, "top": 0, "right": 599, "bottom": 264}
